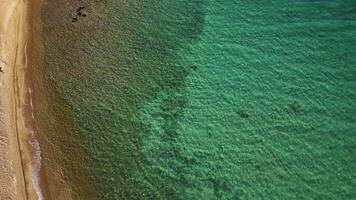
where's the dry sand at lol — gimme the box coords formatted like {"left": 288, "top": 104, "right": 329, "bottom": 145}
{"left": 0, "top": 0, "right": 42, "bottom": 199}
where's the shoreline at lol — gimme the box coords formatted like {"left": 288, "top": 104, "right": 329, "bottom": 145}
{"left": 0, "top": 0, "right": 43, "bottom": 199}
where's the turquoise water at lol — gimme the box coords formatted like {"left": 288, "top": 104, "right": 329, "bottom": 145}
{"left": 35, "top": 0, "right": 356, "bottom": 199}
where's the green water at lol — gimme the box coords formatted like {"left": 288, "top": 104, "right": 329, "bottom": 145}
{"left": 35, "top": 0, "right": 356, "bottom": 199}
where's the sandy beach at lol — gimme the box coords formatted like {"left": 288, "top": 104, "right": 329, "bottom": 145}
{"left": 0, "top": 0, "right": 42, "bottom": 199}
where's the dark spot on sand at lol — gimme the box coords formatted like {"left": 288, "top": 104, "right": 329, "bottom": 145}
{"left": 77, "top": 6, "right": 86, "bottom": 16}
{"left": 72, "top": 6, "right": 87, "bottom": 22}
{"left": 77, "top": 6, "right": 85, "bottom": 13}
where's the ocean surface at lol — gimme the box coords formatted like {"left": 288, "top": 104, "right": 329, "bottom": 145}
{"left": 33, "top": 0, "right": 356, "bottom": 199}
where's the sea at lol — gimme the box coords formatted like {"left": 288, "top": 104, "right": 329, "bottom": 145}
{"left": 32, "top": 0, "right": 356, "bottom": 199}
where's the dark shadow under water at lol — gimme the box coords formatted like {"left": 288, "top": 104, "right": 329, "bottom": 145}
{"left": 36, "top": 0, "right": 206, "bottom": 199}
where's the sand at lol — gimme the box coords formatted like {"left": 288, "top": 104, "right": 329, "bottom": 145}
{"left": 0, "top": 0, "right": 42, "bottom": 199}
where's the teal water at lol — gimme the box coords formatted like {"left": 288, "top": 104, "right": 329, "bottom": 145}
{"left": 35, "top": 0, "right": 356, "bottom": 199}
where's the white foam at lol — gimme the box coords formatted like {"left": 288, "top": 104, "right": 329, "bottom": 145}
{"left": 24, "top": 43, "right": 28, "bottom": 68}
{"left": 29, "top": 129, "right": 43, "bottom": 200}
{"left": 29, "top": 98, "right": 33, "bottom": 108}
{"left": 23, "top": 41, "right": 43, "bottom": 200}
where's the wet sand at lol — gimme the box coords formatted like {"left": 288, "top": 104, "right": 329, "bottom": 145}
{"left": 0, "top": 0, "right": 42, "bottom": 199}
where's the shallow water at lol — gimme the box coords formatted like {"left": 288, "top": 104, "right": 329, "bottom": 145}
{"left": 35, "top": 0, "right": 356, "bottom": 199}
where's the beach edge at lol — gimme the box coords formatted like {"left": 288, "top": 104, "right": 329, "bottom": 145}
{"left": 0, "top": 0, "right": 43, "bottom": 199}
